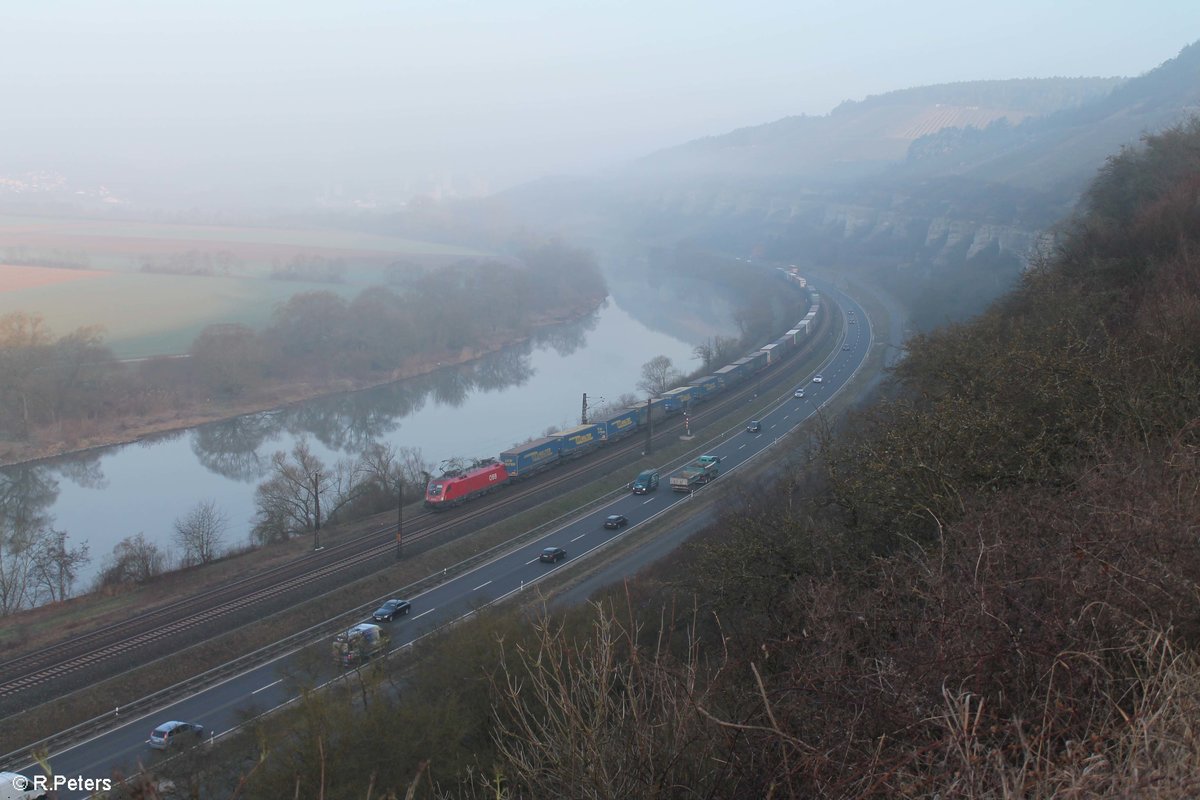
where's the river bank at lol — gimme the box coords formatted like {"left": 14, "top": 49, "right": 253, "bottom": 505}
{"left": 0, "top": 296, "right": 606, "bottom": 468}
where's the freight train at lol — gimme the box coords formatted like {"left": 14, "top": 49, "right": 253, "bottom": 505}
{"left": 424, "top": 276, "right": 821, "bottom": 510}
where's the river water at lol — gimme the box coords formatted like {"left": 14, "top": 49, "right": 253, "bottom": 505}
{"left": 1, "top": 270, "right": 735, "bottom": 590}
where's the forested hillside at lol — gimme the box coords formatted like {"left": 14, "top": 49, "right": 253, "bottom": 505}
{"left": 483, "top": 43, "right": 1200, "bottom": 332}
{"left": 168, "top": 121, "right": 1200, "bottom": 800}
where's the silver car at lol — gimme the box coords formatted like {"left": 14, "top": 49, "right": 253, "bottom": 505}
{"left": 148, "top": 720, "right": 203, "bottom": 750}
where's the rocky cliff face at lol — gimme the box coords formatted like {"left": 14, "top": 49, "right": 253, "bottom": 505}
{"left": 630, "top": 187, "right": 1044, "bottom": 270}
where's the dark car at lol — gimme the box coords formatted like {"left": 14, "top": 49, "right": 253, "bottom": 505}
{"left": 148, "top": 720, "right": 203, "bottom": 750}
{"left": 372, "top": 599, "right": 411, "bottom": 622}
{"left": 603, "top": 514, "right": 628, "bottom": 529}
{"left": 842, "top": 344, "right": 850, "bottom": 350}
{"left": 746, "top": 420, "right": 761, "bottom": 433}
{"left": 539, "top": 546, "right": 566, "bottom": 563}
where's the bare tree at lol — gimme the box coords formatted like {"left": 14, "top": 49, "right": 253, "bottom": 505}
{"left": 173, "top": 499, "right": 228, "bottom": 566}
{"left": 99, "top": 533, "right": 167, "bottom": 587}
{"left": 359, "top": 442, "right": 431, "bottom": 496}
{"left": 491, "top": 602, "right": 727, "bottom": 798}
{"left": 0, "top": 525, "right": 36, "bottom": 614}
{"left": 636, "top": 355, "right": 681, "bottom": 396}
{"left": 30, "top": 528, "right": 90, "bottom": 603}
{"left": 252, "top": 439, "right": 366, "bottom": 544}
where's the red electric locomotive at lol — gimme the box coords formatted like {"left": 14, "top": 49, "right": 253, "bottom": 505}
{"left": 424, "top": 461, "right": 509, "bottom": 510}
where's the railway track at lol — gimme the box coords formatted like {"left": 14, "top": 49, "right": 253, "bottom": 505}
{"left": 0, "top": 314, "right": 835, "bottom": 707}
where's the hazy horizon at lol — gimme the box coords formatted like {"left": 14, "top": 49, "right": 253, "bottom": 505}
{"left": 2, "top": 1, "right": 1197, "bottom": 210}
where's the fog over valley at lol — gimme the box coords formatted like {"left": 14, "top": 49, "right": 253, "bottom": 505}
{"left": 4, "top": 5, "right": 1200, "bottom": 799}
{"left": 1, "top": 2, "right": 1195, "bottom": 210}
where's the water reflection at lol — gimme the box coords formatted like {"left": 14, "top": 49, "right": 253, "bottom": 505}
{"left": 191, "top": 413, "right": 277, "bottom": 482}
{"left": 2, "top": 290, "right": 724, "bottom": 591}
{"left": 186, "top": 310, "right": 585, "bottom": 480}
{"left": 0, "top": 465, "right": 60, "bottom": 533}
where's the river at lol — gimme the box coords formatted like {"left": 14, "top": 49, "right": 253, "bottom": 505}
{"left": 0, "top": 270, "right": 736, "bottom": 591}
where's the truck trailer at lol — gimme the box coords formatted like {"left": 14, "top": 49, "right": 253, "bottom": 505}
{"left": 596, "top": 407, "right": 645, "bottom": 442}
{"left": 670, "top": 456, "right": 720, "bottom": 492}
{"left": 333, "top": 623, "right": 386, "bottom": 667}
{"left": 500, "top": 436, "right": 561, "bottom": 479}
{"left": 555, "top": 423, "right": 603, "bottom": 459}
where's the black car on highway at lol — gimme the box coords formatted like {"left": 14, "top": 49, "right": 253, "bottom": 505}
{"left": 372, "top": 599, "right": 411, "bottom": 622}
{"left": 603, "top": 514, "right": 629, "bottom": 529}
{"left": 540, "top": 546, "right": 567, "bottom": 563}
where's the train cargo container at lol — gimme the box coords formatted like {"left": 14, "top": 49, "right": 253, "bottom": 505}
{"left": 795, "top": 319, "right": 811, "bottom": 335}
{"left": 689, "top": 375, "right": 722, "bottom": 400}
{"left": 646, "top": 396, "right": 671, "bottom": 421}
{"left": 659, "top": 393, "right": 684, "bottom": 413}
{"left": 424, "top": 461, "right": 509, "bottom": 509}
{"left": 784, "top": 328, "right": 802, "bottom": 345}
{"left": 555, "top": 423, "right": 603, "bottom": 459}
{"left": 500, "top": 436, "right": 561, "bottom": 479}
{"left": 661, "top": 386, "right": 696, "bottom": 409}
{"left": 744, "top": 351, "right": 768, "bottom": 373}
{"left": 596, "top": 407, "right": 644, "bottom": 442}
{"left": 714, "top": 363, "right": 745, "bottom": 386}
{"left": 760, "top": 342, "right": 781, "bottom": 364}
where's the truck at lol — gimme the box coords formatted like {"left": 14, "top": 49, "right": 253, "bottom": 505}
{"left": 631, "top": 469, "right": 659, "bottom": 494}
{"left": 670, "top": 456, "right": 720, "bottom": 492}
{"left": 333, "top": 623, "right": 386, "bottom": 667}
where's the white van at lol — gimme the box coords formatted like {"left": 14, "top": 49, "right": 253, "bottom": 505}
{"left": 0, "top": 771, "right": 48, "bottom": 800}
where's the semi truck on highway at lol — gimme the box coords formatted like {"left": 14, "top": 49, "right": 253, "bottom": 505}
{"left": 671, "top": 455, "right": 720, "bottom": 492}
{"left": 333, "top": 623, "right": 386, "bottom": 667}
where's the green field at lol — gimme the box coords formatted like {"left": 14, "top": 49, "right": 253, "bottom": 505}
{"left": 0, "top": 214, "right": 495, "bottom": 358}
{"left": 0, "top": 272, "right": 368, "bottom": 358}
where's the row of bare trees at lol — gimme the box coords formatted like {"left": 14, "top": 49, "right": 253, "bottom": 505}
{"left": 0, "top": 240, "right": 607, "bottom": 446}
{"left": 0, "top": 435, "right": 431, "bottom": 614}
{"left": 251, "top": 439, "right": 431, "bottom": 546}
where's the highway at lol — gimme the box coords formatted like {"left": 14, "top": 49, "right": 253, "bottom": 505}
{"left": 15, "top": 279, "right": 872, "bottom": 799}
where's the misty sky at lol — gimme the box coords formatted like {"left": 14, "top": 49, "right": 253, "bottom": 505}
{"left": 2, "top": 1, "right": 1197, "bottom": 204}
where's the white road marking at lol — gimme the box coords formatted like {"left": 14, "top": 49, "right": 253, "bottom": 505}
{"left": 571, "top": 533, "right": 587, "bottom": 542}
{"left": 473, "top": 580, "right": 492, "bottom": 591}
{"left": 738, "top": 443, "right": 746, "bottom": 450}
{"left": 642, "top": 498, "right": 656, "bottom": 504}
{"left": 525, "top": 557, "right": 539, "bottom": 564}
{"left": 412, "top": 608, "right": 435, "bottom": 620}
{"left": 252, "top": 679, "right": 282, "bottom": 695}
